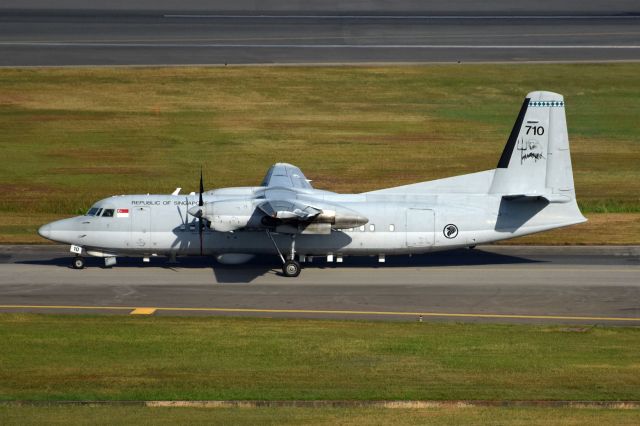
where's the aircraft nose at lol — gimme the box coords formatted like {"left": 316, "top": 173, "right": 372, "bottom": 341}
{"left": 38, "top": 224, "right": 52, "bottom": 239}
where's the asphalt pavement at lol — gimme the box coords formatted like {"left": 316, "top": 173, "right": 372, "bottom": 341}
{"left": 1, "top": 1, "right": 639, "bottom": 65}
{"left": 1, "top": 244, "right": 638, "bottom": 324}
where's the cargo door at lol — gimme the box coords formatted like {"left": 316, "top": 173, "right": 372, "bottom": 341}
{"left": 406, "top": 208, "right": 435, "bottom": 247}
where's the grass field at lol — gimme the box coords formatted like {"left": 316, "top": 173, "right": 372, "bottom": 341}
{"left": 2, "top": 406, "right": 640, "bottom": 426}
{"left": 1, "top": 314, "right": 639, "bottom": 402}
{"left": 0, "top": 64, "right": 638, "bottom": 244}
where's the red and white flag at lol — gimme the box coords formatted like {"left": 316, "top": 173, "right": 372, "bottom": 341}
{"left": 116, "top": 208, "right": 130, "bottom": 218}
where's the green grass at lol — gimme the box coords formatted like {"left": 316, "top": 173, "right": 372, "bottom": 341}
{"left": 1, "top": 314, "right": 639, "bottom": 401}
{"left": 0, "top": 65, "right": 638, "bottom": 243}
{"left": 497, "top": 212, "right": 640, "bottom": 245}
{"left": 2, "top": 406, "right": 640, "bottom": 426}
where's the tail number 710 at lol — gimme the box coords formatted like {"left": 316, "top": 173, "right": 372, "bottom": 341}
{"left": 526, "top": 125, "right": 544, "bottom": 136}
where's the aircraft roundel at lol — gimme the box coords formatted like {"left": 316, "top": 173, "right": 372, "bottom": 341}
{"left": 443, "top": 224, "right": 458, "bottom": 239}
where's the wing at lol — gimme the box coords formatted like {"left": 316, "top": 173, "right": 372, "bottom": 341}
{"left": 260, "top": 163, "right": 313, "bottom": 189}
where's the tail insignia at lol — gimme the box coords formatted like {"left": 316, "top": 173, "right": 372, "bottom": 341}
{"left": 517, "top": 139, "right": 546, "bottom": 164}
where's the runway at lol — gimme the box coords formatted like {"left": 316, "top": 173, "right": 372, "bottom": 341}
{"left": 1, "top": 1, "right": 639, "bottom": 65}
{"left": 1, "top": 245, "right": 638, "bottom": 324}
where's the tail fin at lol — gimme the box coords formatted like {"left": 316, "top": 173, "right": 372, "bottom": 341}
{"left": 489, "top": 91, "right": 576, "bottom": 203}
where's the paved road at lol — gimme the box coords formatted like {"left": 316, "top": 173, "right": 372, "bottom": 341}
{"left": 1, "top": 245, "right": 638, "bottom": 324}
{"left": 1, "top": 1, "right": 639, "bottom": 65}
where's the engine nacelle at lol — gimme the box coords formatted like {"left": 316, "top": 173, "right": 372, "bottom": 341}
{"left": 313, "top": 207, "right": 368, "bottom": 229}
{"left": 191, "top": 200, "right": 256, "bottom": 232}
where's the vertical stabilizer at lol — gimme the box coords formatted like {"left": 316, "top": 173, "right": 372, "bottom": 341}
{"left": 490, "top": 91, "right": 575, "bottom": 200}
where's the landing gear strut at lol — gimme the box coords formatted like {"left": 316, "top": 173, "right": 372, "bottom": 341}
{"left": 267, "top": 231, "right": 301, "bottom": 277}
{"left": 72, "top": 256, "right": 85, "bottom": 270}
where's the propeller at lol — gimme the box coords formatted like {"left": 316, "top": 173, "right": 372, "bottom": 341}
{"left": 198, "top": 168, "right": 204, "bottom": 256}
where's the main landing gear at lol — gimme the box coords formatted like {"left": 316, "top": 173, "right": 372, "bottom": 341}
{"left": 267, "top": 231, "right": 301, "bottom": 277}
{"left": 72, "top": 256, "right": 85, "bottom": 270}
{"left": 283, "top": 259, "right": 301, "bottom": 278}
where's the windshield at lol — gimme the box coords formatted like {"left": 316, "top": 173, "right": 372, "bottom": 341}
{"left": 86, "top": 207, "right": 99, "bottom": 216}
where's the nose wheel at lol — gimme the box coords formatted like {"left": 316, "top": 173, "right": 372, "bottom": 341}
{"left": 72, "top": 256, "right": 85, "bottom": 270}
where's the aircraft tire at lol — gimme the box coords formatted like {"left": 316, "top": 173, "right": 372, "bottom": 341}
{"left": 72, "top": 256, "right": 85, "bottom": 270}
{"left": 282, "top": 260, "right": 301, "bottom": 277}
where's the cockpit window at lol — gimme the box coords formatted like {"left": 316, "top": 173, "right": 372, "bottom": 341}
{"left": 102, "top": 209, "right": 115, "bottom": 218}
{"left": 86, "top": 207, "right": 99, "bottom": 216}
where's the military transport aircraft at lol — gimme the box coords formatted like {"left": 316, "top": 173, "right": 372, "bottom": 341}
{"left": 38, "top": 91, "right": 585, "bottom": 277}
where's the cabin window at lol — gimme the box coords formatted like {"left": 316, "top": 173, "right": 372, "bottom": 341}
{"left": 359, "top": 225, "right": 365, "bottom": 232}
{"left": 389, "top": 224, "right": 395, "bottom": 232}
{"left": 86, "top": 207, "right": 99, "bottom": 216}
{"left": 369, "top": 224, "right": 375, "bottom": 232}
{"left": 102, "top": 209, "right": 114, "bottom": 218}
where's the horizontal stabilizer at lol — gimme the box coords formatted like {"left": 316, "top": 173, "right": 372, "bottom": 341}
{"left": 503, "top": 193, "right": 571, "bottom": 203}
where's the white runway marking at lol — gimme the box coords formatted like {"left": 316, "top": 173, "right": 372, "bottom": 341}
{"left": 1, "top": 42, "right": 639, "bottom": 49}
{"left": 163, "top": 15, "right": 640, "bottom": 20}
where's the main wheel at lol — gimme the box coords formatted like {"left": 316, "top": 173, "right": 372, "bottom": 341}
{"left": 282, "top": 260, "right": 301, "bottom": 277}
{"left": 72, "top": 256, "right": 85, "bottom": 270}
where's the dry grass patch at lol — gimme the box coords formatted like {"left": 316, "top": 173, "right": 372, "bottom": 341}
{"left": 1, "top": 406, "right": 640, "bottom": 426}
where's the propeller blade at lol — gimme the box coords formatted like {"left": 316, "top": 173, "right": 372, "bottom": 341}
{"left": 199, "top": 217, "right": 204, "bottom": 256}
{"left": 198, "top": 168, "right": 204, "bottom": 255}
{"left": 199, "top": 168, "right": 204, "bottom": 207}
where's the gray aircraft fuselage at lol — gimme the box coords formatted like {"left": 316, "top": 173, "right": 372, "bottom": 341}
{"left": 38, "top": 175, "right": 583, "bottom": 259}
{"left": 38, "top": 91, "right": 586, "bottom": 271}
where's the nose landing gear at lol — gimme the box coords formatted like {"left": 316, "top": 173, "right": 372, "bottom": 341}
{"left": 72, "top": 256, "right": 85, "bottom": 270}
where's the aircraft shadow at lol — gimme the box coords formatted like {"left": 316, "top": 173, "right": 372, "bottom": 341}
{"left": 15, "top": 256, "right": 274, "bottom": 283}
{"left": 305, "top": 248, "right": 543, "bottom": 269}
{"left": 15, "top": 248, "right": 542, "bottom": 283}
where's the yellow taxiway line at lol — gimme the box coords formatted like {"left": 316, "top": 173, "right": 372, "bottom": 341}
{"left": 130, "top": 307, "right": 157, "bottom": 315}
{"left": 0, "top": 304, "right": 639, "bottom": 322}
